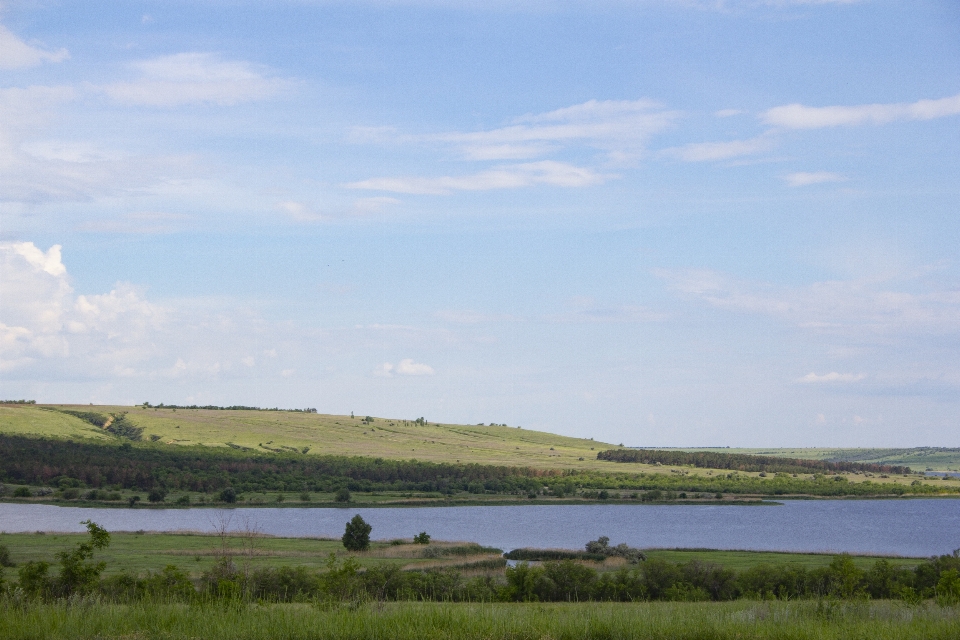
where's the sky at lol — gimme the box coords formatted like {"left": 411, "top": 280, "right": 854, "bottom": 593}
{"left": 1, "top": 0, "right": 959, "bottom": 447}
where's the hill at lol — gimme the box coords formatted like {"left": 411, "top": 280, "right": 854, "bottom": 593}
{"left": 0, "top": 403, "right": 614, "bottom": 471}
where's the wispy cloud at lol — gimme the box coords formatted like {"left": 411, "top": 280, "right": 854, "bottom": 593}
{"left": 798, "top": 372, "right": 866, "bottom": 383}
{"left": 657, "top": 268, "right": 960, "bottom": 336}
{"left": 347, "top": 160, "right": 606, "bottom": 195}
{"left": 0, "top": 24, "right": 69, "bottom": 69}
{"left": 662, "top": 136, "right": 772, "bottom": 162}
{"left": 102, "top": 53, "right": 290, "bottom": 107}
{"left": 783, "top": 171, "right": 847, "bottom": 187}
{"left": 763, "top": 93, "right": 960, "bottom": 129}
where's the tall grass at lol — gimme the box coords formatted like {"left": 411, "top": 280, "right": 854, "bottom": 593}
{"left": 1, "top": 600, "right": 958, "bottom": 639}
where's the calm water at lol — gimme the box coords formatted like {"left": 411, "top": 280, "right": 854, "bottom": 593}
{"left": 1, "top": 500, "right": 958, "bottom": 557}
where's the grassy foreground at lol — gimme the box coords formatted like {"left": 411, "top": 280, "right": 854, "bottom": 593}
{"left": 1, "top": 600, "right": 958, "bottom": 640}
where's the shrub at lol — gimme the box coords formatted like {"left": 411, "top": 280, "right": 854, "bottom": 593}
{"left": 0, "top": 544, "right": 14, "bottom": 567}
{"left": 128, "top": 495, "right": 141, "bottom": 507}
{"left": 413, "top": 532, "right": 431, "bottom": 545}
{"left": 148, "top": 488, "right": 167, "bottom": 503}
{"left": 334, "top": 487, "right": 351, "bottom": 503}
{"left": 299, "top": 492, "right": 311, "bottom": 502}
{"left": 13, "top": 486, "right": 31, "bottom": 498}
{"left": 342, "top": 514, "right": 372, "bottom": 551}
{"left": 176, "top": 495, "right": 190, "bottom": 505}
{"left": 61, "top": 488, "right": 80, "bottom": 500}
{"left": 219, "top": 487, "right": 237, "bottom": 503}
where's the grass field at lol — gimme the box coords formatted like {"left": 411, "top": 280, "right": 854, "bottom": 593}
{"left": 0, "top": 531, "right": 923, "bottom": 580}
{"left": 1, "top": 600, "right": 957, "bottom": 639}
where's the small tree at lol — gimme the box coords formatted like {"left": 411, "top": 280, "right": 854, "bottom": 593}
{"left": 334, "top": 487, "right": 351, "bottom": 503}
{"left": 413, "top": 531, "right": 431, "bottom": 544}
{"left": 55, "top": 519, "right": 110, "bottom": 596}
{"left": 342, "top": 515, "right": 372, "bottom": 552}
{"left": 219, "top": 487, "right": 237, "bottom": 503}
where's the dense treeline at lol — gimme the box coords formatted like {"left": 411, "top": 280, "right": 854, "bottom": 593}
{"left": 142, "top": 403, "right": 317, "bottom": 412}
{"left": 1, "top": 435, "right": 956, "bottom": 498}
{"left": 598, "top": 449, "right": 911, "bottom": 475}
{"left": 3, "top": 523, "right": 959, "bottom": 605}
{"left": 0, "top": 435, "right": 551, "bottom": 495}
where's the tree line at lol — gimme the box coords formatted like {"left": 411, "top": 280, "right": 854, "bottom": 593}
{"left": 597, "top": 449, "right": 911, "bottom": 475}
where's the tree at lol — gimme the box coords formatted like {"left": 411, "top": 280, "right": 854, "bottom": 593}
{"left": 342, "top": 514, "right": 372, "bottom": 551}
{"left": 55, "top": 520, "right": 110, "bottom": 596}
{"left": 219, "top": 487, "right": 237, "bottom": 503}
{"left": 334, "top": 487, "right": 351, "bottom": 503}
{"left": 413, "top": 531, "right": 431, "bottom": 544}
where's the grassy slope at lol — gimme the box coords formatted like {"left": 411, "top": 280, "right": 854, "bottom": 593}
{"left": 0, "top": 532, "right": 922, "bottom": 580}
{"left": 0, "top": 404, "right": 613, "bottom": 471}
{"left": 679, "top": 447, "right": 960, "bottom": 472}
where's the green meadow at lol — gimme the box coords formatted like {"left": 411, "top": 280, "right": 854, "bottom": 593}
{"left": 2, "top": 600, "right": 958, "bottom": 640}
{"left": 0, "top": 531, "right": 923, "bottom": 580}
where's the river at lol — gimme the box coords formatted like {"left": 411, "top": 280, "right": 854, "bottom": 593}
{"left": 1, "top": 499, "right": 958, "bottom": 557}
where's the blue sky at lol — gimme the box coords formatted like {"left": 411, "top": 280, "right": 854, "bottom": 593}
{"left": 2, "top": 0, "right": 959, "bottom": 447}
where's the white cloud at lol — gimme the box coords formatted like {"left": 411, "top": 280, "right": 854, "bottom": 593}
{"left": 0, "top": 24, "right": 69, "bottom": 69}
{"left": 437, "top": 99, "right": 677, "bottom": 161}
{"left": 102, "top": 53, "right": 289, "bottom": 107}
{"left": 396, "top": 359, "right": 435, "bottom": 376}
{"left": 783, "top": 171, "right": 847, "bottom": 187}
{"left": 799, "top": 372, "right": 866, "bottom": 383}
{"left": 347, "top": 160, "right": 606, "bottom": 195}
{"left": 763, "top": 93, "right": 960, "bottom": 129}
{"left": 714, "top": 109, "right": 743, "bottom": 118}
{"left": 374, "top": 359, "right": 435, "bottom": 377}
{"left": 662, "top": 136, "right": 772, "bottom": 162}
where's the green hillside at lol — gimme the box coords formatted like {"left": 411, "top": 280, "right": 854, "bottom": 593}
{"left": 0, "top": 404, "right": 614, "bottom": 471}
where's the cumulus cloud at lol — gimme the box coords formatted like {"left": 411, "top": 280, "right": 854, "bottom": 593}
{"left": 799, "top": 372, "right": 866, "bottom": 383}
{"left": 0, "top": 24, "right": 69, "bottom": 69}
{"left": 0, "top": 242, "right": 164, "bottom": 373}
{"left": 347, "top": 160, "right": 606, "bottom": 195}
{"left": 783, "top": 171, "right": 847, "bottom": 187}
{"left": 375, "top": 359, "right": 435, "bottom": 377}
{"left": 102, "top": 52, "right": 290, "bottom": 107}
{"left": 763, "top": 93, "right": 960, "bottom": 129}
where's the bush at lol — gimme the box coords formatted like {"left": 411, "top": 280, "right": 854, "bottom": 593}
{"left": 147, "top": 488, "right": 167, "bottom": 503}
{"left": 0, "top": 544, "right": 14, "bottom": 567}
{"left": 299, "top": 492, "right": 311, "bottom": 502}
{"left": 219, "top": 487, "right": 237, "bottom": 503}
{"left": 413, "top": 532, "right": 431, "bottom": 544}
{"left": 176, "top": 495, "right": 190, "bottom": 505}
{"left": 342, "top": 514, "right": 372, "bottom": 552}
{"left": 61, "top": 488, "right": 80, "bottom": 500}
{"left": 13, "top": 486, "right": 31, "bottom": 498}
{"left": 334, "top": 487, "right": 351, "bottom": 503}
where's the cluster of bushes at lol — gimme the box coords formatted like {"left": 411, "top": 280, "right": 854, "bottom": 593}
{"left": 597, "top": 449, "right": 911, "bottom": 475}
{"left": 50, "top": 409, "right": 143, "bottom": 441}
